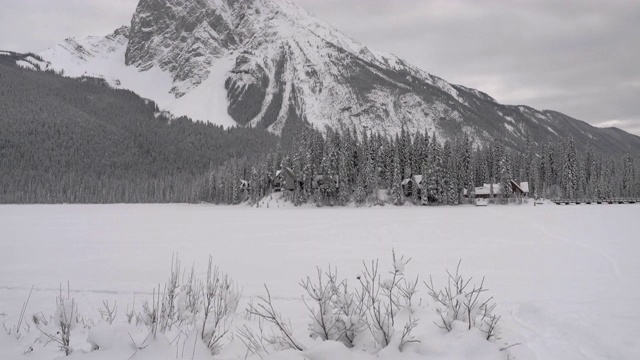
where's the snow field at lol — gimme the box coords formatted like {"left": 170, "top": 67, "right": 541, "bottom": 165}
{"left": 1, "top": 204, "right": 639, "bottom": 359}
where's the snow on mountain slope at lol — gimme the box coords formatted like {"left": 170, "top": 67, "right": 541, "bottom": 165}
{"left": 37, "top": 0, "right": 640, "bottom": 154}
{"left": 164, "top": 55, "right": 238, "bottom": 128}
{"left": 36, "top": 0, "right": 471, "bottom": 137}
{"left": 40, "top": 26, "right": 175, "bottom": 106}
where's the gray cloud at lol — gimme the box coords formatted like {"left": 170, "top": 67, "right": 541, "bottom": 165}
{"left": 0, "top": 0, "right": 136, "bottom": 52}
{"left": 298, "top": 0, "right": 640, "bottom": 136}
{"left": 2, "top": 0, "right": 639, "bottom": 136}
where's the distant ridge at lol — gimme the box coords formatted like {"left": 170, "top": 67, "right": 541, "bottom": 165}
{"left": 26, "top": 0, "right": 640, "bottom": 155}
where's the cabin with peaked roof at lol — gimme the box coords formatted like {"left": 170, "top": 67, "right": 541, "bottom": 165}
{"left": 464, "top": 180, "right": 529, "bottom": 199}
{"left": 273, "top": 168, "right": 302, "bottom": 192}
{"left": 401, "top": 175, "right": 424, "bottom": 197}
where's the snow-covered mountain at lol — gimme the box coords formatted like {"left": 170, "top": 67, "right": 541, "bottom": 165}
{"left": 38, "top": 0, "right": 640, "bottom": 154}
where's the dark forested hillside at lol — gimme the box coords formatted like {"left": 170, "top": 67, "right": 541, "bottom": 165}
{"left": 0, "top": 59, "right": 279, "bottom": 203}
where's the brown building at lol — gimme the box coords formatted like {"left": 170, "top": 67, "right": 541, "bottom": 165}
{"left": 273, "top": 168, "right": 301, "bottom": 192}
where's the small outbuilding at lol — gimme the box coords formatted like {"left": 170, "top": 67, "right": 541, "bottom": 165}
{"left": 401, "top": 175, "right": 423, "bottom": 197}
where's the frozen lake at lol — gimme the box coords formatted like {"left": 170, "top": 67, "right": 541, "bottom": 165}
{"left": 1, "top": 204, "right": 639, "bottom": 359}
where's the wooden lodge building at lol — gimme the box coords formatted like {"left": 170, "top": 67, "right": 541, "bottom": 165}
{"left": 272, "top": 168, "right": 302, "bottom": 192}
{"left": 463, "top": 180, "right": 529, "bottom": 199}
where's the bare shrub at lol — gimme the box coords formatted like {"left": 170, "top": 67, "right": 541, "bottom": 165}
{"left": 201, "top": 256, "right": 240, "bottom": 354}
{"left": 425, "top": 260, "right": 501, "bottom": 340}
{"left": 399, "top": 317, "right": 420, "bottom": 350}
{"left": 236, "top": 321, "right": 271, "bottom": 359}
{"left": 98, "top": 300, "right": 117, "bottom": 325}
{"left": 182, "top": 265, "right": 203, "bottom": 324}
{"left": 125, "top": 294, "right": 136, "bottom": 325}
{"left": 247, "top": 285, "right": 304, "bottom": 351}
{"left": 35, "top": 283, "right": 77, "bottom": 356}
{"left": 295, "top": 251, "right": 419, "bottom": 351}
{"left": 137, "top": 286, "right": 161, "bottom": 338}
{"left": 355, "top": 250, "right": 418, "bottom": 348}
{"left": 159, "top": 255, "right": 181, "bottom": 332}
{"left": 300, "top": 267, "right": 366, "bottom": 347}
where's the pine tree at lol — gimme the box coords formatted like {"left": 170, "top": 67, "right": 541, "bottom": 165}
{"left": 497, "top": 142, "right": 512, "bottom": 204}
{"left": 427, "top": 133, "right": 443, "bottom": 204}
{"left": 391, "top": 146, "right": 404, "bottom": 205}
{"left": 562, "top": 136, "right": 578, "bottom": 199}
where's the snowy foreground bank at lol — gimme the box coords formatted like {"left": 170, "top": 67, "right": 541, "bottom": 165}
{"left": 1, "top": 204, "right": 639, "bottom": 360}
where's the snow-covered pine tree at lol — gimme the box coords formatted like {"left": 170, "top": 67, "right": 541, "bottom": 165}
{"left": 428, "top": 133, "right": 443, "bottom": 204}
{"left": 421, "top": 153, "right": 430, "bottom": 205}
{"left": 562, "top": 136, "right": 578, "bottom": 199}
{"left": 400, "top": 127, "right": 413, "bottom": 179}
{"left": 412, "top": 131, "right": 425, "bottom": 176}
{"left": 441, "top": 142, "right": 454, "bottom": 205}
{"left": 524, "top": 130, "right": 535, "bottom": 196}
{"left": 459, "top": 135, "right": 473, "bottom": 204}
{"left": 623, "top": 152, "right": 635, "bottom": 197}
{"left": 391, "top": 146, "right": 404, "bottom": 205}
{"left": 497, "top": 143, "right": 512, "bottom": 204}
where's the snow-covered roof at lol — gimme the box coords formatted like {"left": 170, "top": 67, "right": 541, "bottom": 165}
{"left": 510, "top": 180, "right": 525, "bottom": 194}
{"left": 275, "top": 168, "right": 296, "bottom": 179}
{"left": 477, "top": 183, "right": 500, "bottom": 196}
{"left": 464, "top": 181, "right": 529, "bottom": 196}
{"left": 402, "top": 175, "right": 423, "bottom": 186}
{"left": 464, "top": 184, "right": 501, "bottom": 196}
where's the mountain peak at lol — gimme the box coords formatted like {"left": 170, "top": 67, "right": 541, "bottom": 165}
{"left": 37, "top": 0, "right": 640, "bottom": 154}
{"left": 111, "top": 26, "right": 130, "bottom": 39}
{"left": 123, "top": 0, "right": 361, "bottom": 96}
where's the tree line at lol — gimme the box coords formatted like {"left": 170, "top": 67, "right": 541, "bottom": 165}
{"left": 202, "top": 126, "right": 640, "bottom": 206}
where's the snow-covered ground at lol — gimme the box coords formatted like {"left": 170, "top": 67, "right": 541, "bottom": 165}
{"left": 1, "top": 204, "right": 639, "bottom": 359}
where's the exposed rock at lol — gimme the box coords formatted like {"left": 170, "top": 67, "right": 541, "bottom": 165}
{"left": 37, "top": 0, "right": 640, "bottom": 154}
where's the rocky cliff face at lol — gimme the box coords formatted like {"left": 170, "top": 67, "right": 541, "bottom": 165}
{"left": 38, "top": 0, "right": 640, "bottom": 154}
{"left": 125, "top": 0, "right": 252, "bottom": 95}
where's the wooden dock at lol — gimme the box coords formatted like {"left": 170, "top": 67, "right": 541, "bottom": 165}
{"left": 552, "top": 198, "right": 639, "bottom": 205}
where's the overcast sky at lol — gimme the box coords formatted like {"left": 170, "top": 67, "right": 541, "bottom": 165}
{"left": 2, "top": 0, "right": 639, "bottom": 136}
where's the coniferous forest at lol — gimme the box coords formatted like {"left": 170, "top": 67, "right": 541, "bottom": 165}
{"left": 1, "top": 55, "right": 639, "bottom": 205}
{"left": 204, "top": 127, "right": 640, "bottom": 206}
{"left": 0, "top": 57, "right": 279, "bottom": 203}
